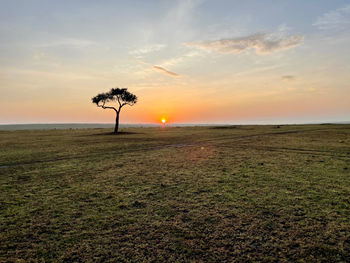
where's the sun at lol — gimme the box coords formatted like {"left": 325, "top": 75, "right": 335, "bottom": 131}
{"left": 161, "top": 118, "right": 166, "bottom": 124}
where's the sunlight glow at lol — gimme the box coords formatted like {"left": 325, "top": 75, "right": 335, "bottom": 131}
{"left": 1, "top": 1, "right": 349, "bottom": 124}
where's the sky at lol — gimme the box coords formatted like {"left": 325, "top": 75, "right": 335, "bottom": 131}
{"left": 0, "top": 0, "right": 349, "bottom": 124}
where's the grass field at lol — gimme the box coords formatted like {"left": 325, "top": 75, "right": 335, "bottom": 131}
{"left": 1, "top": 124, "right": 350, "bottom": 262}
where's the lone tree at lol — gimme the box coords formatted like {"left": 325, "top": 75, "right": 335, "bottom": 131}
{"left": 92, "top": 88, "right": 137, "bottom": 134}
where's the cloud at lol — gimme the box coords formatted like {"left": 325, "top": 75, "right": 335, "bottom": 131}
{"left": 36, "top": 38, "right": 97, "bottom": 48}
{"left": 313, "top": 5, "right": 350, "bottom": 30}
{"left": 282, "top": 75, "right": 296, "bottom": 81}
{"left": 135, "top": 59, "right": 180, "bottom": 77}
{"left": 129, "top": 44, "right": 166, "bottom": 56}
{"left": 152, "top": 66, "right": 179, "bottom": 77}
{"left": 185, "top": 32, "right": 304, "bottom": 55}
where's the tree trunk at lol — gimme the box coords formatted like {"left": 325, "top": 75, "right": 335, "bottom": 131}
{"left": 114, "top": 112, "right": 120, "bottom": 134}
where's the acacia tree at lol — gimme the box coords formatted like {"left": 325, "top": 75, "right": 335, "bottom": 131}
{"left": 92, "top": 88, "right": 137, "bottom": 134}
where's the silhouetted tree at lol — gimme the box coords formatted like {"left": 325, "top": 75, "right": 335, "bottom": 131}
{"left": 92, "top": 88, "right": 137, "bottom": 134}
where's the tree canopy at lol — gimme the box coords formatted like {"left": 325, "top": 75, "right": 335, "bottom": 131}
{"left": 92, "top": 88, "right": 137, "bottom": 112}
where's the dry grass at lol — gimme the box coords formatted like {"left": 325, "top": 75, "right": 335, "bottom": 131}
{"left": 1, "top": 124, "right": 350, "bottom": 262}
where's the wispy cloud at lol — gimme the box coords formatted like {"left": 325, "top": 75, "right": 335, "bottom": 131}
{"left": 129, "top": 44, "right": 166, "bottom": 56}
{"left": 36, "top": 37, "right": 97, "bottom": 48}
{"left": 282, "top": 75, "right": 296, "bottom": 82}
{"left": 160, "top": 50, "right": 202, "bottom": 68}
{"left": 185, "top": 32, "right": 304, "bottom": 55}
{"left": 313, "top": 4, "right": 350, "bottom": 30}
{"left": 152, "top": 65, "right": 179, "bottom": 77}
{"left": 135, "top": 59, "right": 180, "bottom": 77}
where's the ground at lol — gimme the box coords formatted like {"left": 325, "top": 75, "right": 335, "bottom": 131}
{"left": 0, "top": 124, "right": 349, "bottom": 262}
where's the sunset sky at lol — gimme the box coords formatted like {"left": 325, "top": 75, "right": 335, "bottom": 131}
{"left": 1, "top": 0, "right": 349, "bottom": 124}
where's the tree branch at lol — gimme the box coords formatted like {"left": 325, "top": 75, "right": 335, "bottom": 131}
{"left": 117, "top": 95, "right": 122, "bottom": 107}
{"left": 116, "top": 96, "right": 124, "bottom": 112}
{"left": 123, "top": 102, "right": 135, "bottom": 106}
{"left": 97, "top": 101, "right": 117, "bottom": 112}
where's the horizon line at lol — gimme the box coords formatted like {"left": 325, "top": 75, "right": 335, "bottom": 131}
{"left": 1, "top": 121, "right": 349, "bottom": 126}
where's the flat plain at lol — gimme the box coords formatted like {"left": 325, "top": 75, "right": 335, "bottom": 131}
{"left": 1, "top": 124, "right": 350, "bottom": 262}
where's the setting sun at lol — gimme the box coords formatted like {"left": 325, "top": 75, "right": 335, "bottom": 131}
{"left": 161, "top": 118, "right": 166, "bottom": 124}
